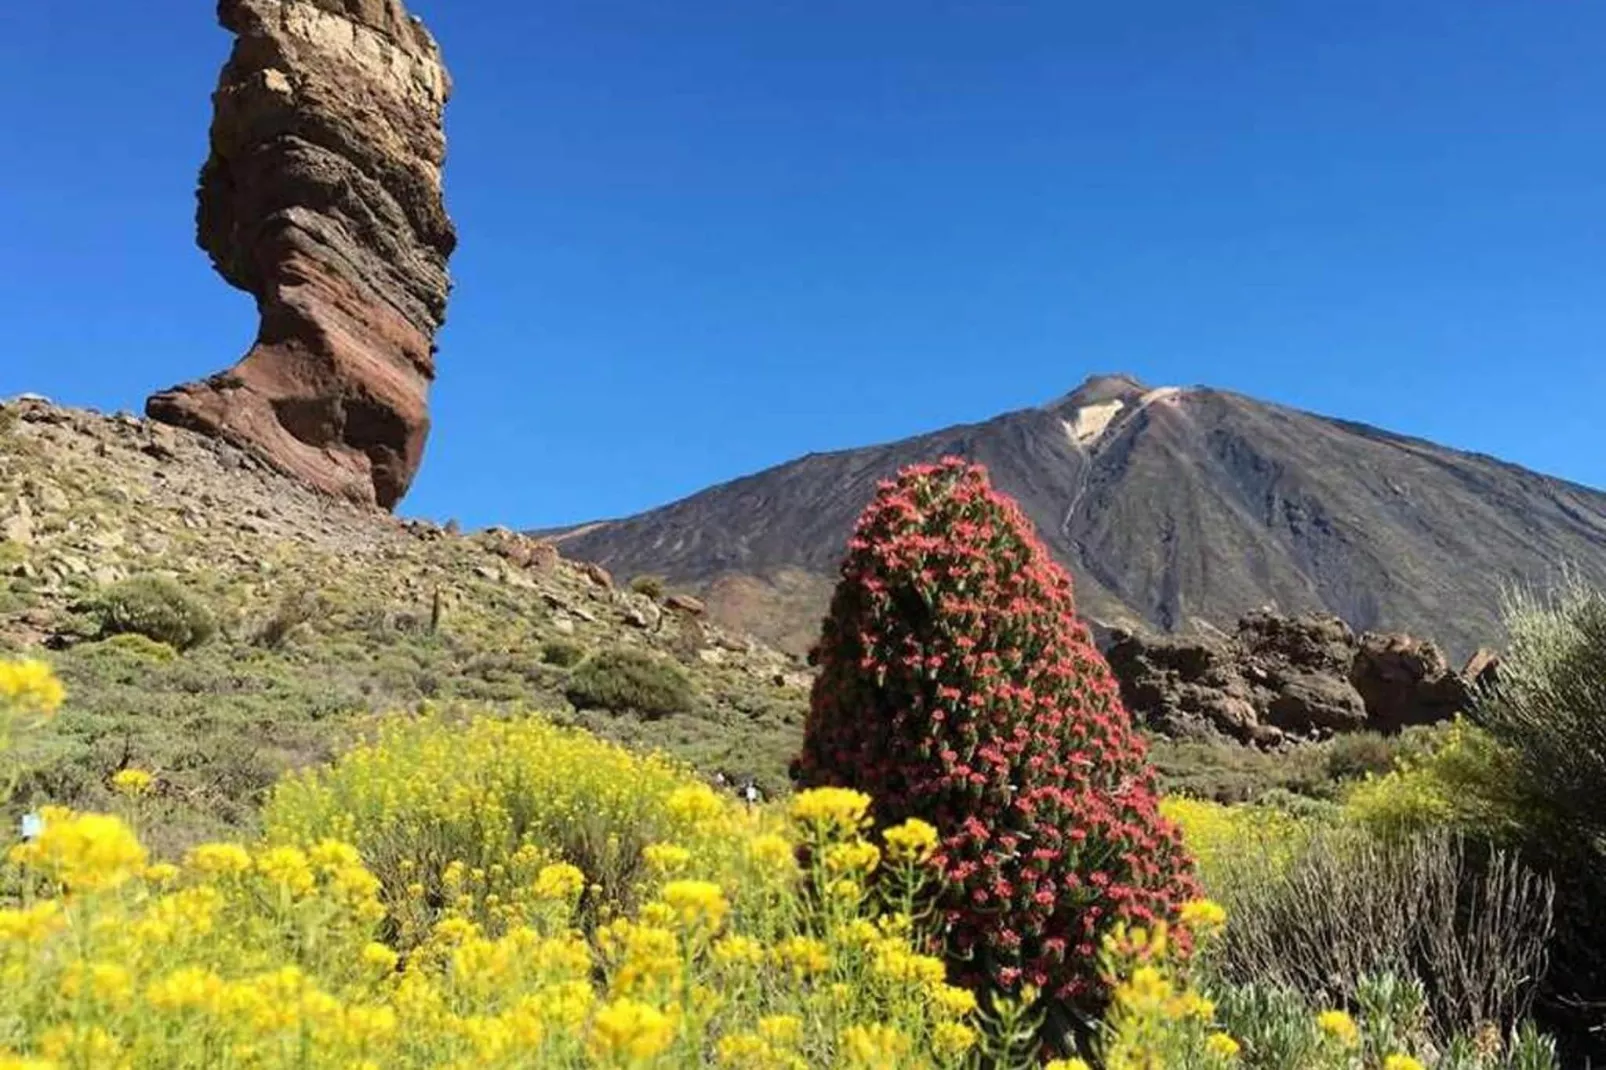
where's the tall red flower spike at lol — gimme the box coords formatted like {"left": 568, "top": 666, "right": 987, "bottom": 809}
{"left": 795, "top": 457, "right": 1198, "bottom": 1021}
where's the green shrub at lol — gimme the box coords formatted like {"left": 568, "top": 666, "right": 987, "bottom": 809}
{"left": 1342, "top": 719, "right": 1528, "bottom": 843}
{"left": 541, "top": 636, "right": 586, "bottom": 668}
{"left": 1323, "top": 731, "right": 1404, "bottom": 783}
{"left": 1474, "top": 579, "right": 1606, "bottom": 845}
{"left": 1468, "top": 579, "right": 1606, "bottom": 1063}
{"left": 90, "top": 574, "right": 216, "bottom": 651}
{"left": 254, "top": 588, "right": 318, "bottom": 649}
{"left": 1209, "top": 823, "right": 1554, "bottom": 1041}
{"left": 1149, "top": 737, "right": 1339, "bottom": 804}
{"left": 564, "top": 646, "right": 697, "bottom": 719}
{"left": 85, "top": 632, "right": 179, "bottom": 663}
{"left": 628, "top": 574, "right": 667, "bottom": 600}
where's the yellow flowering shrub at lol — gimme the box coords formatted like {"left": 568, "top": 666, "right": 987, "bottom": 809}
{"left": 0, "top": 659, "right": 64, "bottom": 784}
{"left": 1159, "top": 796, "right": 1315, "bottom": 887}
{"left": 264, "top": 713, "right": 759, "bottom": 941}
{"left": 1341, "top": 719, "right": 1527, "bottom": 843}
{"left": 109, "top": 769, "right": 154, "bottom": 797}
{"left": 0, "top": 712, "right": 981, "bottom": 1067}
{"left": 0, "top": 659, "right": 65, "bottom": 722}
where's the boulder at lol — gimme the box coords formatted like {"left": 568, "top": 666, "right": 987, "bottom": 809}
{"left": 484, "top": 531, "right": 560, "bottom": 572}
{"left": 579, "top": 562, "right": 614, "bottom": 589}
{"left": 664, "top": 593, "right": 708, "bottom": 617}
{"left": 1350, "top": 632, "right": 1473, "bottom": 733}
{"left": 1238, "top": 608, "right": 1356, "bottom": 676}
{"left": 1264, "top": 671, "right": 1368, "bottom": 734}
{"left": 147, "top": 0, "right": 456, "bottom": 510}
{"left": 1106, "top": 630, "right": 1260, "bottom": 741}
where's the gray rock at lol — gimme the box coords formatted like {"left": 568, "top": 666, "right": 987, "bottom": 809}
{"left": 1264, "top": 671, "right": 1368, "bottom": 734}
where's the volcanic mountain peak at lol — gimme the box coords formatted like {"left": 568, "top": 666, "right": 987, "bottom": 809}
{"left": 547, "top": 379, "right": 1606, "bottom": 661}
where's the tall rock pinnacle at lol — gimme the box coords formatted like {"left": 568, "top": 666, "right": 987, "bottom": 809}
{"left": 148, "top": 0, "right": 457, "bottom": 509}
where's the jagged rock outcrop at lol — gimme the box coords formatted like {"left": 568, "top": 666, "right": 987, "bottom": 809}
{"left": 147, "top": 0, "right": 456, "bottom": 509}
{"left": 1106, "top": 609, "right": 1487, "bottom": 744}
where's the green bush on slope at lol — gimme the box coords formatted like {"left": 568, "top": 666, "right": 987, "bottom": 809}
{"left": 90, "top": 574, "right": 217, "bottom": 651}
{"left": 564, "top": 646, "right": 697, "bottom": 719}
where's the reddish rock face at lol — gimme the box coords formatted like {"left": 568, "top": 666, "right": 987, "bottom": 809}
{"left": 147, "top": 0, "right": 455, "bottom": 509}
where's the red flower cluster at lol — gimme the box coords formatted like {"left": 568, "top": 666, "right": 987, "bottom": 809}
{"left": 795, "top": 457, "right": 1198, "bottom": 1015}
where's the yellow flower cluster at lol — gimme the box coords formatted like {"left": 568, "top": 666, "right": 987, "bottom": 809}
{"left": 882, "top": 817, "right": 939, "bottom": 864}
{"left": 788, "top": 785, "right": 871, "bottom": 837}
{"left": 0, "top": 658, "right": 65, "bottom": 764}
{"left": 109, "top": 768, "right": 154, "bottom": 797}
{"left": 0, "top": 713, "right": 978, "bottom": 1068}
{"left": 7, "top": 807, "right": 147, "bottom": 891}
{"left": 0, "top": 658, "right": 64, "bottom": 718}
{"left": 1317, "top": 1008, "right": 1360, "bottom": 1048}
{"left": 1093, "top": 907, "right": 1242, "bottom": 1070}
{"left": 1159, "top": 795, "right": 1313, "bottom": 888}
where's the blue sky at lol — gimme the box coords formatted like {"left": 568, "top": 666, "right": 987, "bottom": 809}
{"left": 1, "top": 1, "right": 1602, "bottom": 528}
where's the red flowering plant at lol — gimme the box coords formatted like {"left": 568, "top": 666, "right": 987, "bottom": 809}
{"left": 793, "top": 457, "right": 1198, "bottom": 1043}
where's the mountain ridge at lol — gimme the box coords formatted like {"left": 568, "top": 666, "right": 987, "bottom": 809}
{"left": 545, "top": 375, "right": 1606, "bottom": 661}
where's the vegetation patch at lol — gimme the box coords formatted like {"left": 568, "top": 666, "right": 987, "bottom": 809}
{"left": 564, "top": 646, "right": 698, "bottom": 719}
{"left": 540, "top": 636, "right": 586, "bottom": 668}
{"left": 89, "top": 574, "right": 217, "bottom": 652}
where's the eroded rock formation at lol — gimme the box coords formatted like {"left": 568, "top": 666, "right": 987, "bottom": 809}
{"left": 148, "top": 0, "right": 456, "bottom": 509}
{"left": 1106, "top": 610, "right": 1489, "bottom": 745}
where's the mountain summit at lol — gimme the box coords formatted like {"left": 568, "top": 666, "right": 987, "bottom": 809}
{"left": 548, "top": 377, "right": 1606, "bottom": 659}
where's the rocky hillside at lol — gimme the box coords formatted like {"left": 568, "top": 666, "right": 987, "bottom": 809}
{"left": 549, "top": 374, "right": 1606, "bottom": 661}
{"left": 0, "top": 395, "right": 809, "bottom": 849}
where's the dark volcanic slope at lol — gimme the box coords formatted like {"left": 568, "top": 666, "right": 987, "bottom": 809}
{"left": 549, "top": 375, "right": 1606, "bottom": 660}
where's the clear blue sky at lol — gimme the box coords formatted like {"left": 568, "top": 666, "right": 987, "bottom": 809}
{"left": 2, "top": 1, "right": 1602, "bottom": 529}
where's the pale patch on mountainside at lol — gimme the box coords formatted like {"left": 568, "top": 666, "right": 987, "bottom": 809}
{"left": 1064, "top": 400, "right": 1126, "bottom": 445}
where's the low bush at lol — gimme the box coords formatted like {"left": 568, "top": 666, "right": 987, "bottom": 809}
{"left": 541, "top": 637, "right": 587, "bottom": 668}
{"left": 627, "top": 574, "right": 667, "bottom": 600}
{"left": 89, "top": 574, "right": 216, "bottom": 652}
{"left": 1324, "top": 731, "right": 1406, "bottom": 783}
{"left": 1071, "top": 900, "right": 1560, "bottom": 1070}
{"left": 264, "top": 712, "right": 747, "bottom": 931}
{"left": 1474, "top": 579, "right": 1606, "bottom": 846}
{"left": 1205, "top": 823, "right": 1554, "bottom": 1041}
{"left": 254, "top": 588, "right": 319, "bottom": 649}
{"left": 79, "top": 632, "right": 179, "bottom": 664}
{"left": 1342, "top": 719, "right": 1528, "bottom": 843}
{"left": 564, "top": 647, "right": 697, "bottom": 719}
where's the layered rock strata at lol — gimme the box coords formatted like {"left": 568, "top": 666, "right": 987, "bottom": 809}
{"left": 148, "top": 0, "right": 456, "bottom": 509}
